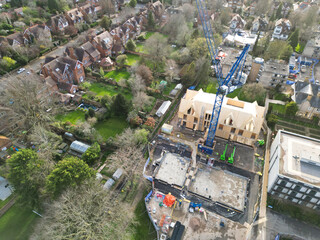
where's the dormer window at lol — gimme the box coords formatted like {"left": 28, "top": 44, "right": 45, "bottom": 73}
{"left": 77, "top": 64, "right": 81, "bottom": 69}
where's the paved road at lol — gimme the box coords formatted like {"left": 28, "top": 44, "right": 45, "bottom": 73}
{"left": 254, "top": 209, "right": 320, "bottom": 240}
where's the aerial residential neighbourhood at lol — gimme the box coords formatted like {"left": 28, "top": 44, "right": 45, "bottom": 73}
{"left": 1, "top": 0, "right": 320, "bottom": 239}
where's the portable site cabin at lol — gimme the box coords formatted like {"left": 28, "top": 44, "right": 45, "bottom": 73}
{"left": 161, "top": 124, "right": 173, "bottom": 135}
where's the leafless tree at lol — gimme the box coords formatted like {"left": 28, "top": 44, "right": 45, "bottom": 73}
{"left": 165, "top": 59, "right": 179, "bottom": 83}
{"left": 132, "top": 91, "right": 152, "bottom": 111}
{"left": 36, "top": 28, "right": 53, "bottom": 48}
{"left": 255, "top": 0, "right": 270, "bottom": 15}
{"left": 117, "top": 7, "right": 135, "bottom": 23}
{"left": 100, "top": 0, "right": 115, "bottom": 17}
{"left": 136, "top": 65, "right": 153, "bottom": 86}
{"left": 128, "top": 74, "right": 146, "bottom": 94}
{"left": 1, "top": 75, "right": 55, "bottom": 131}
{"left": 31, "top": 179, "right": 134, "bottom": 240}
{"left": 182, "top": 3, "right": 196, "bottom": 22}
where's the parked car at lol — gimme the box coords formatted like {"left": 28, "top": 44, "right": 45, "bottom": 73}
{"left": 17, "top": 68, "right": 25, "bottom": 74}
{"left": 301, "top": 65, "right": 307, "bottom": 73}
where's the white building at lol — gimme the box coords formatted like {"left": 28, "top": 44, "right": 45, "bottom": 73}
{"left": 268, "top": 130, "right": 320, "bottom": 210}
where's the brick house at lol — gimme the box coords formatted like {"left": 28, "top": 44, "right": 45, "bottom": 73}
{"left": 50, "top": 15, "right": 69, "bottom": 32}
{"left": 23, "top": 24, "right": 52, "bottom": 43}
{"left": 5, "top": 32, "right": 26, "bottom": 47}
{"left": 65, "top": 7, "right": 85, "bottom": 25}
{"left": 80, "top": 41, "right": 101, "bottom": 65}
{"left": 41, "top": 56, "right": 85, "bottom": 93}
{"left": 251, "top": 17, "right": 269, "bottom": 34}
{"left": 80, "top": 3, "right": 101, "bottom": 21}
{"left": 230, "top": 14, "right": 246, "bottom": 32}
{"left": 92, "top": 30, "right": 114, "bottom": 57}
{"left": 65, "top": 46, "right": 91, "bottom": 68}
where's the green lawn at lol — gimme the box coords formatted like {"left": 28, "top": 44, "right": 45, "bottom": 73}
{"left": 130, "top": 189, "right": 157, "bottom": 240}
{"left": 145, "top": 32, "right": 155, "bottom": 39}
{"left": 270, "top": 103, "right": 286, "bottom": 114}
{"left": 163, "top": 82, "right": 176, "bottom": 96}
{"left": 94, "top": 117, "right": 128, "bottom": 140}
{"left": 56, "top": 109, "right": 85, "bottom": 124}
{"left": 0, "top": 204, "right": 39, "bottom": 240}
{"left": 126, "top": 54, "right": 141, "bottom": 66}
{"left": 87, "top": 82, "right": 132, "bottom": 100}
{"left": 105, "top": 69, "right": 130, "bottom": 82}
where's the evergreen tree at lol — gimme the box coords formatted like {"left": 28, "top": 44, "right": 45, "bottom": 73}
{"left": 147, "top": 12, "right": 155, "bottom": 30}
{"left": 129, "top": 0, "right": 137, "bottom": 8}
{"left": 126, "top": 39, "right": 136, "bottom": 51}
{"left": 99, "top": 16, "right": 112, "bottom": 30}
{"left": 252, "top": 32, "right": 261, "bottom": 57}
{"left": 48, "top": 0, "right": 60, "bottom": 12}
{"left": 288, "top": 28, "right": 299, "bottom": 49}
{"left": 112, "top": 94, "right": 130, "bottom": 117}
{"left": 295, "top": 43, "right": 301, "bottom": 53}
{"left": 275, "top": 3, "right": 283, "bottom": 20}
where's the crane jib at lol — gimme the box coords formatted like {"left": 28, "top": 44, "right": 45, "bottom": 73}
{"left": 195, "top": 0, "right": 250, "bottom": 149}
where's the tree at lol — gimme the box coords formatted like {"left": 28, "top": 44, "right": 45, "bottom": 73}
{"left": 100, "top": 16, "right": 112, "bottom": 30}
{"left": 295, "top": 43, "right": 301, "bottom": 53}
{"left": 195, "top": 57, "right": 210, "bottom": 85}
{"left": 267, "top": 114, "right": 278, "bottom": 130}
{"left": 82, "top": 142, "right": 101, "bottom": 165}
{"left": 99, "top": 67, "right": 105, "bottom": 78}
{"left": 144, "top": 117, "right": 155, "bottom": 129}
{"left": 88, "top": 108, "right": 95, "bottom": 118}
{"left": 136, "top": 65, "right": 153, "bottom": 86}
{"left": 288, "top": 28, "right": 299, "bottom": 49}
{"left": 163, "top": 14, "right": 191, "bottom": 45}
{"left": 128, "top": 75, "right": 146, "bottom": 94}
{"left": 112, "top": 94, "right": 130, "bottom": 117}
{"left": 115, "top": 128, "right": 149, "bottom": 148}
{"left": 7, "top": 149, "right": 48, "bottom": 208}
{"left": 285, "top": 102, "right": 298, "bottom": 116}
{"left": 265, "top": 40, "right": 292, "bottom": 61}
{"left": 129, "top": 0, "right": 137, "bottom": 8}
{"left": 64, "top": 25, "right": 78, "bottom": 36}
{"left": 276, "top": 3, "right": 283, "bottom": 20}
{"left": 239, "top": 83, "right": 266, "bottom": 106}
{"left": 187, "top": 38, "right": 209, "bottom": 60}
{"left": 145, "top": 33, "right": 169, "bottom": 72}
{"left": 132, "top": 91, "right": 152, "bottom": 111}
{"left": 252, "top": 32, "right": 260, "bottom": 57}
{"left": 1, "top": 75, "right": 55, "bottom": 131}
{"left": 116, "top": 54, "right": 127, "bottom": 69}
{"left": 147, "top": 11, "right": 155, "bottom": 30}
{"left": 100, "top": 0, "right": 115, "bottom": 16}
{"left": 219, "top": 8, "right": 231, "bottom": 26}
{"left": 180, "top": 61, "right": 196, "bottom": 86}
{"left": 126, "top": 39, "right": 136, "bottom": 51}
{"left": 48, "top": 0, "right": 60, "bottom": 12}
{"left": 46, "top": 157, "right": 95, "bottom": 198}
{"left": 32, "top": 179, "right": 134, "bottom": 240}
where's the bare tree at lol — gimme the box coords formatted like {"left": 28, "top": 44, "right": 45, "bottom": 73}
{"left": 117, "top": 7, "right": 135, "bottom": 23}
{"left": 128, "top": 74, "right": 146, "bottom": 94}
{"left": 31, "top": 179, "right": 134, "bottom": 240}
{"left": 136, "top": 65, "right": 153, "bottom": 86}
{"left": 100, "top": 0, "right": 115, "bottom": 17}
{"left": 1, "top": 75, "right": 55, "bottom": 131}
{"left": 182, "top": 3, "right": 196, "bottom": 22}
{"left": 145, "top": 33, "right": 169, "bottom": 72}
{"left": 36, "top": 28, "right": 53, "bottom": 48}
{"left": 165, "top": 59, "right": 179, "bottom": 82}
{"left": 132, "top": 91, "right": 152, "bottom": 111}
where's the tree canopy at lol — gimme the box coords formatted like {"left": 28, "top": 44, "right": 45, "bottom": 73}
{"left": 239, "top": 83, "right": 266, "bottom": 106}
{"left": 285, "top": 102, "right": 299, "bottom": 116}
{"left": 112, "top": 93, "right": 130, "bottom": 117}
{"left": 82, "top": 142, "right": 101, "bottom": 166}
{"left": 7, "top": 149, "right": 47, "bottom": 208}
{"left": 100, "top": 16, "right": 112, "bottom": 30}
{"left": 46, "top": 157, "right": 95, "bottom": 198}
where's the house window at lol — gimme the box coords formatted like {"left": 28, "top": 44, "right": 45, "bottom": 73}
{"left": 80, "top": 76, "right": 84, "bottom": 82}
{"left": 183, "top": 114, "right": 187, "bottom": 120}
{"left": 77, "top": 64, "right": 81, "bottom": 69}
{"left": 231, "top": 127, "right": 236, "bottom": 133}
{"left": 194, "top": 117, "right": 198, "bottom": 123}
{"left": 218, "top": 124, "right": 223, "bottom": 130}
{"left": 187, "top": 108, "right": 191, "bottom": 114}
{"left": 251, "top": 133, "right": 256, "bottom": 139}
{"left": 238, "top": 130, "right": 243, "bottom": 136}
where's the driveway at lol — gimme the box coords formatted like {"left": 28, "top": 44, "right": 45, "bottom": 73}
{"left": 254, "top": 209, "right": 320, "bottom": 240}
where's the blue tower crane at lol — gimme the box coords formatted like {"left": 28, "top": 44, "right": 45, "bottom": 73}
{"left": 195, "top": 0, "right": 250, "bottom": 154}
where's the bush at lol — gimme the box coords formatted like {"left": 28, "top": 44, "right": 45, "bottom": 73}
{"left": 137, "top": 35, "right": 145, "bottom": 41}
{"left": 90, "top": 22, "right": 99, "bottom": 28}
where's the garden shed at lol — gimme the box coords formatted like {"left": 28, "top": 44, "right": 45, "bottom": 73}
{"left": 103, "top": 178, "right": 115, "bottom": 190}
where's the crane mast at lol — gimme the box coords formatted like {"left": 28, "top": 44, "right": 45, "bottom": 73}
{"left": 195, "top": 0, "right": 250, "bottom": 153}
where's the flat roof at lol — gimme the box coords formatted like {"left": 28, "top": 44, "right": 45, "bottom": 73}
{"left": 154, "top": 152, "right": 190, "bottom": 187}
{"left": 189, "top": 167, "right": 248, "bottom": 211}
{"left": 279, "top": 131, "right": 320, "bottom": 186}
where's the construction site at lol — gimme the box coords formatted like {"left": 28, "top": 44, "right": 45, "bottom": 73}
{"left": 144, "top": 123, "right": 264, "bottom": 239}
